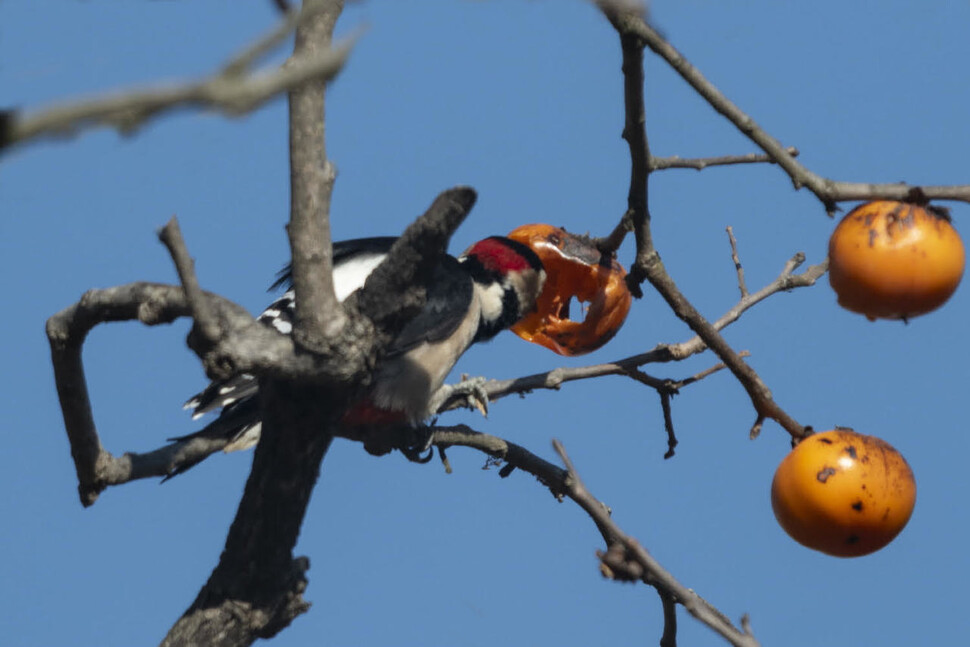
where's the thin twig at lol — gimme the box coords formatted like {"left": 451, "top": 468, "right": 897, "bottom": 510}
{"left": 660, "top": 589, "right": 679, "bottom": 647}
{"left": 222, "top": 8, "right": 302, "bottom": 77}
{"left": 446, "top": 351, "right": 736, "bottom": 411}
{"left": 552, "top": 439, "right": 760, "bottom": 647}
{"left": 460, "top": 249, "right": 822, "bottom": 411}
{"left": 750, "top": 414, "right": 766, "bottom": 440}
{"left": 726, "top": 226, "right": 748, "bottom": 298}
{"left": 674, "top": 353, "right": 748, "bottom": 388}
{"left": 158, "top": 217, "right": 221, "bottom": 345}
{"left": 650, "top": 147, "right": 799, "bottom": 171}
{"left": 593, "top": 210, "right": 634, "bottom": 256}
{"left": 659, "top": 390, "right": 677, "bottom": 459}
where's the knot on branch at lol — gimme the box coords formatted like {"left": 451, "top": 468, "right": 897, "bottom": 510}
{"left": 597, "top": 543, "right": 645, "bottom": 583}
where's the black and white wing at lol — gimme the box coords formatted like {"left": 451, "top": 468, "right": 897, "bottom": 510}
{"left": 180, "top": 237, "right": 397, "bottom": 450}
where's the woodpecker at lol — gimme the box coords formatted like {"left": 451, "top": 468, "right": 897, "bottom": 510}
{"left": 174, "top": 235, "right": 545, "bottom": 470}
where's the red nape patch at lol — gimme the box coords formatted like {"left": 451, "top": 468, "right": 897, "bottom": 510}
{"left": 464, "top": 237, "right": 534, "bottom": 273}
{"left": 341, "top": 400, "right": 408, "bottom": 427}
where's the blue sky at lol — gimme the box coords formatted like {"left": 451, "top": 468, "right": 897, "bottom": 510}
{"left": 3, "top": 1, "right": 969, "bottom": 646}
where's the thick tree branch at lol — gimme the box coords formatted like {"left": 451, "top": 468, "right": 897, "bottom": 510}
{"left": 163, "top": 4, "right": 348, "bottom": 645}
{"left": 356, "top": 188, "right": 478, "bottom": 339}
{"left": 157, "top": 193, "right": 481, "bottom": 646}
{"left": 161, "top": 380, "right": 338, "bottom": 647}
{"left": 1, "top": 11, "right": 354, "bottom": 155}
{"left": 287, "top": 0, "right": 346, "bottom": 346}
{"left": 47, "top": 178, "right": 483, "bottom": 503}
{"left": 156, "top": 3, "right": 485, "bottom": 643}
{"left": 45, "top": 283, "right": 254, "bottom": 505}
{"left": 68, "top": 234, "right": 809, "bottom": 496}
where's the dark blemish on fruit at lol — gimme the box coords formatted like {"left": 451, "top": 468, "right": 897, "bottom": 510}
{"left": 817, "top": 467, "right": 837, "bottom": 483}
{"left": 818, "top": 437, "right": 834, "bottom": 445}
{"left": 846, "top": 534, "right": 860, "bottom": 545}
{"left": 851, "top": 500, "right": 864, "bottom": 512}
{"left": 844, "top": 445, "right": 857, "bottom": 460}
{"left": 868, "top": 228, "right": 878, "bottom": 247}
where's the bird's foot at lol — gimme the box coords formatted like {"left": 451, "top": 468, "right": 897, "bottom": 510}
{"left": 429, "top": 376, "right": 490, "bottom": 418}
{"left": 400, "top": 424, "right": 436, "bottom": 463}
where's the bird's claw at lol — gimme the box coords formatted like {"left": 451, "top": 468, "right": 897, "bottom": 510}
{"left": 400, "top": 424, "right": 436, "bottom": 462}
{"left": 430, "top": 376, "right": 490, "bottom": 418}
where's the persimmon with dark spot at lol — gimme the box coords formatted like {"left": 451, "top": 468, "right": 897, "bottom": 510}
{"left": 771, "top": 429, "right": 916, "bottom": 557}
{"left": 507, "top": 224, "right": 631, "bottom": 356}
{"left": 828, "top": 200, "right": 964, "bottom": 321}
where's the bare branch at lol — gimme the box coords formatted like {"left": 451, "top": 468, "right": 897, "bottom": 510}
{"left": 126, "top": 394, "right": 761, "bottom": 646}
{"left": 593, "top": 211, "right": 634, "bottom": 256}
{"left": 222, "top": 8, "right": 302, "bottom": 77}
{"left": 356, "top": 187, "right": 478, "bottom": 339}
{"left": 449, "top": 243, "right": 822, "bottom": 413}
{"left": 45, "top": 283, "right": 252, "bottom": 505}
{"left": 622, "top": 18, "right": 970, "bottom": 212}
{"left": 676, "top": 354, "right": 745, "bottom": 387}
{"left": 552, "top": 440, "right": 760, "bottom": 647}
{"left": 725, "top": 226, "right": 748, "bottom": 298}
{"left": 286, "top": 2, "right": 347, "bottom": 346}
{"left": 461, "top": 242, "right": 825, "bottom": 443}
{"left": 750, "top": 414, "right": 766, "bottom": 441}
{"left": 659, "top": 589, "right": 678, "bottom": 647}
{"left": 162, "top": 4, "right": 350, "bottom": 643}
{"left": 670, "top": 255, "right": 827, "bottom": 360}
{"left": 596, "top": 4, "right": 812, "bottom": 441}
{"left": 1, "top": 15, "right": 355, "bottom": 154}
{"left": 650, "top": 147, "right": 799, "bottom": 171}
{"left": 461, "top": 353, "right": 726, "bottom": 408}
{"left": 158, "top": 216, "right": 222, "bottom": 345}
{"left": 659, "top": 390, "right": 677, "bottom": 459}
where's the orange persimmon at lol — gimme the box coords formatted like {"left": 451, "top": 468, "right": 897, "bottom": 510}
{"left": 828, "top": 200, "right": 964, "bottom": 321}
{"left": 771, "top": 429, "right": 916, "bottom": 557}
{"left": 508, "top": 224, "right": 631, "bottom": 356}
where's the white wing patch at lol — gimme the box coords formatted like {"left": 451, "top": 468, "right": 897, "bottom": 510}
{"left": 333, "top": 253, "right": 386, "bottom": 301}
{"left": 271, "top": 319, "right": 293, "bottom": 334}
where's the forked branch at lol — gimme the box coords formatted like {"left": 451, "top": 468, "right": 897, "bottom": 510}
{"left": 617, "top": 12, "right": 970, "bottom": 213}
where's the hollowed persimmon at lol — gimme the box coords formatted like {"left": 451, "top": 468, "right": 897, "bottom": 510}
{"left": 507, "top": 224, "right": 631, "bottom": 356}
{"left": 771, "top": 429, "right": 916, "bottom": 558}
{"left": 828, "top": 200, "right": 964, "bottom": 321}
